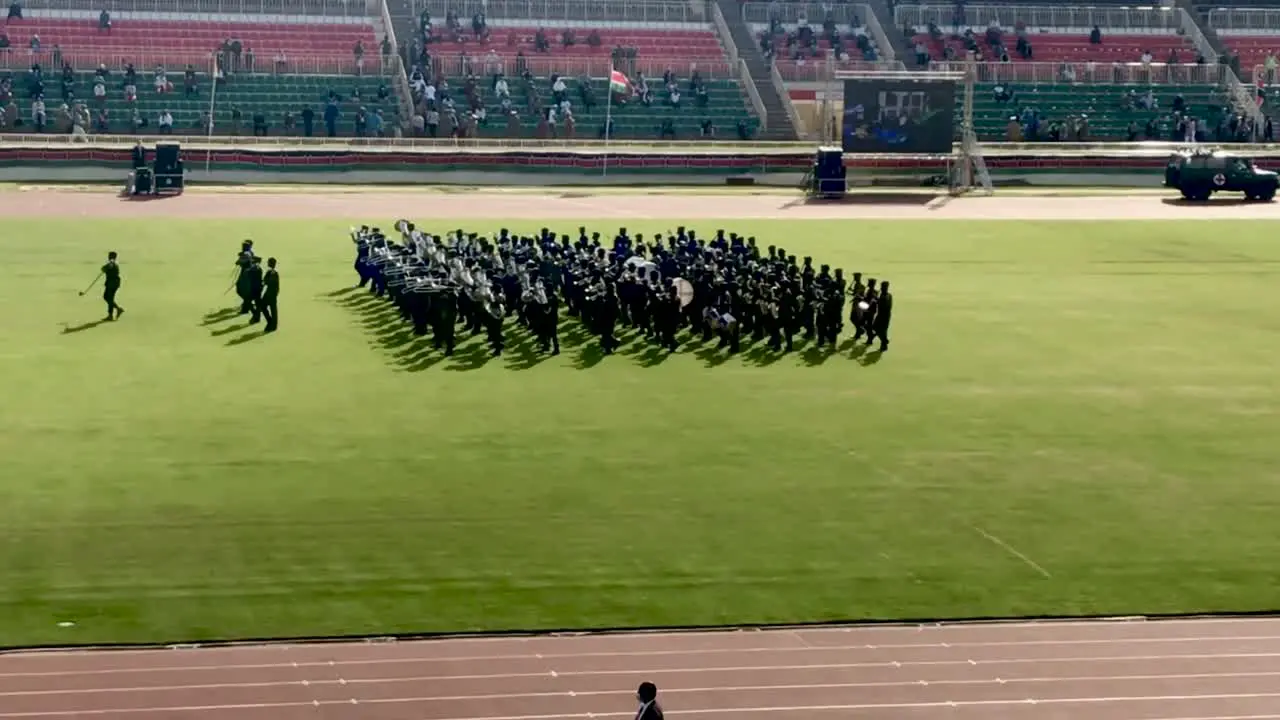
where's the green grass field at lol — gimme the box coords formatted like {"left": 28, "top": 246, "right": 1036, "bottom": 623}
{"left": 2, "top": 216, "right": 1279, "bottom": 648}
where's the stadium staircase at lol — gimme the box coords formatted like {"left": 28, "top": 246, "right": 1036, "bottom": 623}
{"left": 383, "top": 0, "right": 420, "bottom": 71}
{"left": 864, "top": 0, "right": 916, "bottom": 67}
{"left": 712, "top": 0, "right": 799, "bottom": 140}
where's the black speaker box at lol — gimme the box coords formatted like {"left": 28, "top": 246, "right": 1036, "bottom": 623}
{"left": 154, "top": 143, "right": 181, "bottom": 172}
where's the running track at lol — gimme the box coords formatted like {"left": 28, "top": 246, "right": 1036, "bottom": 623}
{"left": 3, "top": 617, "right": 1280, "bottom": 719}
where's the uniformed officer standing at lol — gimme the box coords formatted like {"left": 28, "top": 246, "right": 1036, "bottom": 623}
{"left": 246, "top": 256, "right": 265, "bottom": 325}
{"left": 260, "top": 257, "right": 280, "bottom": 333}
{"left": 235, "top": 240, "right": 256, "bottom": 314}
{"left": 871, "top": 281, "right": 892, "bottom": 351}
{"left": 81, "top": 251, "right": 125, "bottom": 320}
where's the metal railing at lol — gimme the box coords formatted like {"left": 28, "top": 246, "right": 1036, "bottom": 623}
{"left": 1208, "top": 8, "right": 1280, "bottom": 33}
{"left": 0, "top": 133, "right": 815, "bottom": 151}
{"left": 10, "top": 0, "right": 374, "bottom": 17}
{"left": 710, "top": 0, "right": 738, "bottom": 66}
{"left": 738, "top": 58, "right": 766, "bottom": 130}
{"left": 1177, "top": 8, "right": 1218, "bottom": 65}
{"left": 768, "top": 60, "right": 806, "bottom": 138}
{"left": 894, "top": 4, "right": 1182, "bottom": 31}
{"left": 929, "top": 61, "right": 1228, "bottom": 85}
{"left": 771, "top": 58, "right": 903, "bottom": 82}
{"left": 0, "top": 50, "right": 388, "bottom": 75}
{"left": 423, "top": 54, "right": 735, "bottom": 79}
{"left": 741, "top": 2, "right": 862, "bottom": 28}
{"left": 407, "top": 0, "right": 703, "bottom": 24}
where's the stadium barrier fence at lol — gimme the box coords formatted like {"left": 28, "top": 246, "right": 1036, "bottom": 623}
{"left": 0, "top": 137, "right": 1265, "bottom": 184}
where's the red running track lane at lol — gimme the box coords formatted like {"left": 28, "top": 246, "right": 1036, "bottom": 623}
{"left": 3, "top": 617, "right": 1280, "bottom": 719}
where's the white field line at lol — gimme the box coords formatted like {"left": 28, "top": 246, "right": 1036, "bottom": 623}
{"left": 4, "top": 669, "right": 1280, "bottom": 700}
{"left": 971, "top": 526, "right": 1052, "bottom": 578}
{"left": 5, "top": 615, "right": 1277, "bottom": 658}
{"left": 5, "top": 691, "right": 1280, "bottom": 718}
{"left": 8, "top": 636, "right": 1280, "bottom": 678}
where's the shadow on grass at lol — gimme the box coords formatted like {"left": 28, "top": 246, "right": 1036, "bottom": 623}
{"left": 328, "top": 288, "right": 885, "bottom": 371}
{"left": 226, "top": 331, "right": 267, "bottom": 346}
{"left": 62, "top": 319, "right": 110, "bottom": 334}
{"left": 200, "top": 307, "right": 241, "bottom": 326}
{"left": 211, "top": 322, "right": 251, "bottom": 337}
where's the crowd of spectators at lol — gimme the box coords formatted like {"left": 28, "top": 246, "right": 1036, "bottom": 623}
{"left": 760, "top": 10, "right": 878, "bottom": 67}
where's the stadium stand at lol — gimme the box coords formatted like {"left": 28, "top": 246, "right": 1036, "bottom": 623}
{"left": 391, "top": 1, "right": 767, "bottom": 140}
{"left": 0, "top": 6, "right": 406, "bottom": 137}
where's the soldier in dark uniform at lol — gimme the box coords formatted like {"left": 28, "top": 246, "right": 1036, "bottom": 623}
{"left": 541, "top": 286, "right": 561, "bottom": 355}
{"left": 871, "top": 281, "right": 892, "bottom": 351}
{"left": 597, "top": 282, "right": 620, "bottom": 355}
{"left": 260, "top": 257, "right": 279, "bottom": 332}
{"left": 246, "top": 256, "right": 265, "bottom": 324}
{"left": 234, "top": 240, "right": 256, "bottom": 314}
{"left": 84, "top": 251, "right": 125, "bottom": 320}
{"left": 855, "top": 278, "right": 878, "bottom": 346}
{"left": 657, "top": 284, "right": 680, "bottom": 351}
{"left": 848, "top": 271, "right": 865, "bottom": 330}
{"left": 852, "top": 278, "right": 876, "bottom": 344}
{"left": 485, "top": 291, "right": 505, "bottom": 356}
{"left": 432, "top": 286, "right": 458, "bottom": 356}
{"left": 635, "top": 681, "right": 664, "bottom": 720}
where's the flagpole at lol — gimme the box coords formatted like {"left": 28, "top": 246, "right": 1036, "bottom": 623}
{"left": 603, "top": 63, "right": 614, "bottom": 178}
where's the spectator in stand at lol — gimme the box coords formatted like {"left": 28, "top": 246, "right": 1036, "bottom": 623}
{"left": 8, "top": 0, "right": 22, "bottom": 20}
{"left": 578, "top": 74, "right": 595, "bottom": 110}
{"left": 659, "top": 117, "right": 675, "bottom": 139}
{"left": 92, "top": 78, "right": 107, "bottom": 107}
{"left": 230, "top": 104, "right": 243, "bottom": 134}
{"left": 484, "top": 49, "right": 501, "bottom": 77}
{"left": 95, "top": 107, "right": 109, "bottom": 133}
{"left": 123, "top": 80, "right": 137, "bottom": 104}
{"left": 471, "top": 12, "right": 487, "bottom": 41}
{"left": 324, "top": 97, "right": 339, "bottom": 136}
{"left": 695, "top": 83, "right": 708, "bottom": 108}
{"left": 551, "top": 75, "right": 567, "bottom": 104}
{"left": 562, "top": 28, "right": 576, "bottom": 48}
{"left": 244, "top": 46, "right": 255, "bottom": 73}
{"left": 504, "top": 109, "right": 520, "bottom": 137}
{"left": 252, "top": 110, "right": 267, "bottom": 136}
{"left": 31, "top": 95, "right": 46, "bottom": 132}
{"left": 200, "top": 109, "right": 212, "bottom": 133}
{"left": 700, "top": 118, "right": 715, "bottom": 138}
{"left": 370, "top": 108, "right": 384, "bottom": 137}
{"left": 184, "top": 65, "right": 198, "bottom": 97}
{"left": 157, "top": 109, "right": 173, "bottom": 134}
{"left": 914, "top": 40, "right": 929, "bottom": 66}
{"left": 1089, "top": 25, "right": 1102, "bottom": 45}
{"left": 300, "top": 105, "right": 314, "bottom": 136}
{"left": 426, "top": 106, "right": 439, "bottom": 136}
{"left": 59, "top": 68, "right": 74, "bottom": 100}
{"left": 274, "top": 50, "right": 287, "bottom": 73}
{"left": 534, "top": 29, "right": 549, "bottom": 53}
{"left": 494, "top": 75, "right": 509, "bottom": 101}
{"left": 381, "top": 35, "right": 391, "bottom": 60}
{"left": 99, "top": 9, "right": 111, "bottom": 31}
{"left": 30, "top": 34, "right": 41, "bottom": 52}
{"left": 669, "top": 86, "right": 681, "bottom": 109}
{"left": 0, "top": 31, "right": 10, "bottom": 52}
{"left": 154, "top": 66, "right": 171, "bottom": 94}
{"left": 130, "top": 107, "right": 143, "bottom": 133}
{"left": 353, "top": 40, "right": 365, "bottom": 76}
{"left": 282, "top": 110, "right": 294, "bottom": 135}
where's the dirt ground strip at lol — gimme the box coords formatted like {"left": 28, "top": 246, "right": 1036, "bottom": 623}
{"left": 5, "top": 187, "right": 1280, "bottom": 220}
{"left": 4, "top": 618, "right": 1280, "bottom": 719}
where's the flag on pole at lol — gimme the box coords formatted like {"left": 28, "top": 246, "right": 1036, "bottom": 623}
{"left": 609, "top": 68, "right": 630, "bottom": 96}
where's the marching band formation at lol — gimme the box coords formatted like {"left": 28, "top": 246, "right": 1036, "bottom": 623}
{"left": 350, "top": 222, "right": 894, "bottom": 361}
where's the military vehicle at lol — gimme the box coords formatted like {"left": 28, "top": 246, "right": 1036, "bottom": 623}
{"left": 1165, "top": 149, "right": 1278, "bottom": 202}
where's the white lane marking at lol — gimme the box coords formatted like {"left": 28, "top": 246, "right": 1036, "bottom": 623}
{"left": 4, "top": 691, "right": 1280, "bottom": 718}
{"left": 10, "top": 635, "right": 1280, "bottom": 678}
{"left": 2, "top": 669, "right": 1280, "bottom": 701}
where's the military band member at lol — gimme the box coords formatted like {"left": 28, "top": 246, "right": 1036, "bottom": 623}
{"left": 852, "top": 278, "right": 876, "bottom": 344}
{"left": 246, "top": 256, "right": 265, "bottom": 325}
{"left": 260, "top": 257, "right": 279, "bottom": 333}
{"left": 235, "top": 240, "right": 256, "bottom": 314}
{"left": 870, "top": 281, "right": 892, "bottom": 351}
{"left": 81, "top": 251, "right": 125, "bottom": 320}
